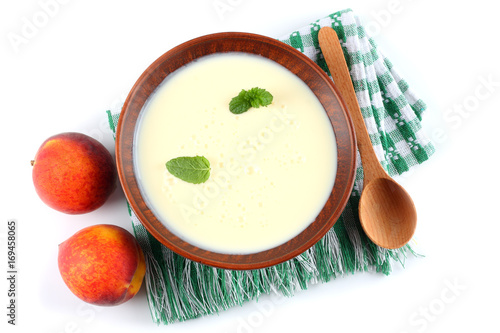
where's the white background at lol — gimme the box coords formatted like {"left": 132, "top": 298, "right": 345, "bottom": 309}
{"left": 1, "top": 0, "right": 499, "bottom": 332}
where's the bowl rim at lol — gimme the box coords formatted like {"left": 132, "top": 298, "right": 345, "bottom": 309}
{"left": 116, "top": 31, "right": 356, "bottom": 270}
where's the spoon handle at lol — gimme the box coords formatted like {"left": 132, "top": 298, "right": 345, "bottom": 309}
{"left": 318, "top": 27, "right": 388, "bottom": 185}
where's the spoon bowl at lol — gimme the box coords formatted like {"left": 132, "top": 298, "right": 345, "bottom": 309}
{"left": 359, "top": 177, "right": 417, "bottom": 249}
{"left": 319, "top": 26, "right": 417, "bottom": 249}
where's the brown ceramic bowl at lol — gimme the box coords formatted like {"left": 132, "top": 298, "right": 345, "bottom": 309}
{"left": 115, "top": 32, "right": 356, "bottom": 270}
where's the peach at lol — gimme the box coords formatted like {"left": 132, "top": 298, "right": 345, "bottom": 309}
{"left": 58, "top": 224, "right": 146, "bottom": 306}
{"left": 32, "top": 132, "right": 116, "bottom": 214}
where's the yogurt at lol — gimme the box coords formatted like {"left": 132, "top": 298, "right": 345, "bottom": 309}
{"left": 134, "top": 52, "right": 337, "bottom": 254}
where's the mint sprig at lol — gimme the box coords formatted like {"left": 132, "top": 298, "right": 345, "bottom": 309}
{"left": 165, "top": 156, "right": 211, "bottom": 184}
{"left": 229, "top": 87, "right": 273, "bottom": 114}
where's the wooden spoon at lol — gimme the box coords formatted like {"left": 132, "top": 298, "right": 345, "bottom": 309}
{"left": 318, "top": 27, "right": 417, "bottom": 249}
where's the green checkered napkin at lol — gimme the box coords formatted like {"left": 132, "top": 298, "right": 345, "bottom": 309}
{"left": 107, "top": 8, "right": 435, "bottom": 324}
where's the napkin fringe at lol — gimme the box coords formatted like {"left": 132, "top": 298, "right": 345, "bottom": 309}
{"left": 136, "top": 198, "right": 417, "bottom": 325}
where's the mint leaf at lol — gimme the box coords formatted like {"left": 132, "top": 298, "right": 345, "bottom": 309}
{"left": 166, "top": 156, "right": 211, "bottom": 184}
{"left": 229, "top": 90, "right": 252, "bottom": 114}
{"left": 229, "top": 87, "right": 273, "bottom": 114}
{"left": 247, "top": 87, "right": 273, "bottom": 108}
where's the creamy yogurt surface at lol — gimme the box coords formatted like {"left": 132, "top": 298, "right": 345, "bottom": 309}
{"left": 134, "top": 52, "right": 337, "bottom": 254}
